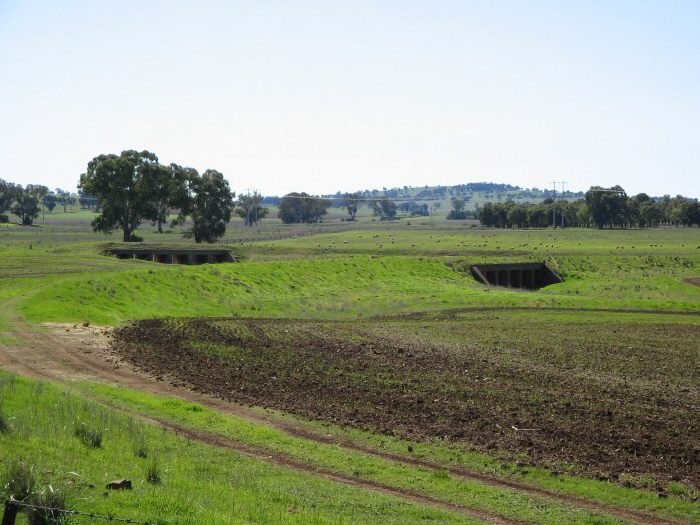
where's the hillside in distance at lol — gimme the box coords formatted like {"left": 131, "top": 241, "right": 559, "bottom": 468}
{"left": 263, "top": 182, "right": 586, "bottom": 212}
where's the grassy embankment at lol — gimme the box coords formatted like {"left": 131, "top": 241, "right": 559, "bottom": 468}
{"left": 12, "top": 227, "right": 700, "bottom": 325}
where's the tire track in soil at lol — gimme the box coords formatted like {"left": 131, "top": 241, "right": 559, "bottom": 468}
{"left": 0, "top": 323, "right": 686, "bottom": 525}
{"left": 97, "top": 397, "right": 525, "bottom": 525}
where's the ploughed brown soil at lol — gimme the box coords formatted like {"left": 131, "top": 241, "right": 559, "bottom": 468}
{"left": 112, "top": 313, "right": 700, "bottom": 489}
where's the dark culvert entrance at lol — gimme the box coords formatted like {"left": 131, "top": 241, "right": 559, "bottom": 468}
{"left": 106, "top": 247, "right": 236, "bottom": 265}
{"left": 471, "top": 262, "right": 562, "bottom": 290}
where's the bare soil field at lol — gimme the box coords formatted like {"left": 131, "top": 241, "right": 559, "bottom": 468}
{"left": 111, "top": 312, "right": 699, "bottom": 491}
{"left": 2, "top": 319, "right": 689, "bottom": 524}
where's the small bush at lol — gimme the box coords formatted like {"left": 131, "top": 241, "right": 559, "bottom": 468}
{"left": 74, "top": 423, "right": 102, "bottom": 448}
{"left": 0, "top": 409, "right": 9, "bottom": 434}
{"left": 145, "top": 457, "right": 162, "bottom": 485}
{"left": 29, "top": 487, "right": 72, "bottom": 525}
{"left": 2, "top": 459, "right": 35, "bottom": 501}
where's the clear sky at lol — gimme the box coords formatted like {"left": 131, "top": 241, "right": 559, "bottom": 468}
{"left": 1, "top": 1, "right": 698, "bottom": 197}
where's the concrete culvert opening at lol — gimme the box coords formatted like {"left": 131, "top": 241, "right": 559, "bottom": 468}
{"left": 107, "top": 247, "right": 236, "bottom": 265}
{"left": 471, "top": 262, "right": 562, "bottom": 290}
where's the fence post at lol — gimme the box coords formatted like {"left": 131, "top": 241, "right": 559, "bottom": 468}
{"left": 1, "top": 500, "right": 18, "bottom": 525}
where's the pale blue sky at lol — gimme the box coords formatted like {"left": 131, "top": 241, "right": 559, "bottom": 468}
{"left": 1, "top": 1, "right": 698, "bottom": 197}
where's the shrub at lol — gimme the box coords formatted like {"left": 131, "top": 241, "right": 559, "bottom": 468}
{"left": 74, "top": 423, "right": 102, "bottom": 448}
{"left": 0, "top": 408, "right": 9, "bottom": 434}
{"left": 29, "top": 487, "right": 72, "bottom": 525}
{"left": 2, "top": 459, "right": 35, "bottom": 501}
{"left": 145, "top": 457, "right": 162, "bottom": 485}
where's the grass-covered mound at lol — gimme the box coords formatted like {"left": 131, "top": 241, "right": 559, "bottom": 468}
{"left": 19, "top": 250, "right": 700, "bottom": 326}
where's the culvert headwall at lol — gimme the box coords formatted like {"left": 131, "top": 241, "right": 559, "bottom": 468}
{"left": 107, "top": 247, "right": 236, "bottom": 265}
{"left": 471, "top": 262, "right": 562, "bottom": 289}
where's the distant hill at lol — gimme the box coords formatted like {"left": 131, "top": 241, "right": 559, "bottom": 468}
{"left": 260, "top": 182, "right": 585, "bottom": 212}
{"left": 324, "top": 182, "right": 585, "bottom": 212}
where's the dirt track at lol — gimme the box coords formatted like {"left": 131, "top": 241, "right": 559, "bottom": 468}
{"left": 0, "top": 320, "right": 687, "bottom": 525}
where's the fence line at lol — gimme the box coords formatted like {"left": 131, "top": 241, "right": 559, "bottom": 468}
{"left": 3, "top": 499, "right": 151, "bottom": 524}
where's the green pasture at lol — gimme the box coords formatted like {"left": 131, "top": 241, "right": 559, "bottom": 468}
{"left": 0, "top": 372, "right": 476, "bottom": 524}
{"left": 2, "top": 371, "right": 693, "bottom": 524}
{"left": 0, "top": 223, "right": 698, "bottom": 329}
{"left": 82, "top": 379, "right": 697, "bottom": 524}
{"left": 0, "top": 216, "right": 698, "bottom": 523}
{"left": 246, "top": 227, "right": 699, "bottom": 256}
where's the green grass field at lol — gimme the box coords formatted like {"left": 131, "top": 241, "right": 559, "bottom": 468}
{"left": 1, "top": 216, "right": 698, "bottom": 523}
{"left": 4, "top": 227, "right": 697, "bottom": 327}
{"left": 0, "top": 372, "right": 484, "bottom": 524}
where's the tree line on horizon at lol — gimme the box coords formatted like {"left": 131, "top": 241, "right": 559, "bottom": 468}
{"left": 2, "top": 150, "right": 698, "bottom": 240}
{"left": 0, "top": 181, "right": 84, "bottom": 225}
{"left": 475, "top": 187, "right": 699, "bottom": 228}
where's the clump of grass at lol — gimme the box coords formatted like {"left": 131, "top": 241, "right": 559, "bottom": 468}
{"left": 2, "top": 459, "right": 36, "bottom": 501}
{"left": 73, "top": 423, "right": 102, "bottom": 448}
{"left": 0, "top": 406, "right": 10, "bottom": 434}
{"left": 133, "top": 431, "right": 148, "bottom": 458}
{"left": 145, "top": 457, "right": 162, "bottom": 485}
{"left": 29, "top": 486, "right": 72, "bottom": 525}
{"left": 666, "top": 481, "right": 694, "bottom": 498}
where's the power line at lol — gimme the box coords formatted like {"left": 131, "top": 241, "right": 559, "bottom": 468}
{"left": 267, "top": 194, "right": 443, "bottom": 203}
{"left": 560, "top": 181, "right": 567, "bottom": 228}
{"left": 550, "top": 181, "right": 568, "bottom": 228}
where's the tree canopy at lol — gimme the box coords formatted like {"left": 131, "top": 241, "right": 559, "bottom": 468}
{"left": 477, "top": 187, "right": 699, "bottom": 229}
{"left": 172, "top": 168, "right": 235, "bottom": 243}
{"left": 142, "top": 163, "right": 178, "bottom": 233}
{"left": 278, "top": 193, "right": 330, "bottom": 224}
{"left": 340, "top": 192, "right": 363, "bottom": 220}
{"left": 78, "top": 150, "right": 161, "bottom": 241}
{"left": 369, "top": 197, "right": 398, "bottom": 220}
{"left": 0, "top": 179, "right": 16, "bottom": 221}
{"left": 585, "top": 186, "right": 628, "bottom": 229}
{"left": 236, "top": 191, "right": 268, "bottom": 227}
{"left": 11, "top": 189, "right": 40, "bottom": 225}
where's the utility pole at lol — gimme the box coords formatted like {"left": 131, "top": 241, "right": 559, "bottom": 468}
{"left": 560, "top": 181, "right": 567, "bottom": 228}
{"left": 550, "top": 181, "right": 568, "bottom": 228}
{"left": 551, "top": 181, "right": 557, "bottom": 229}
